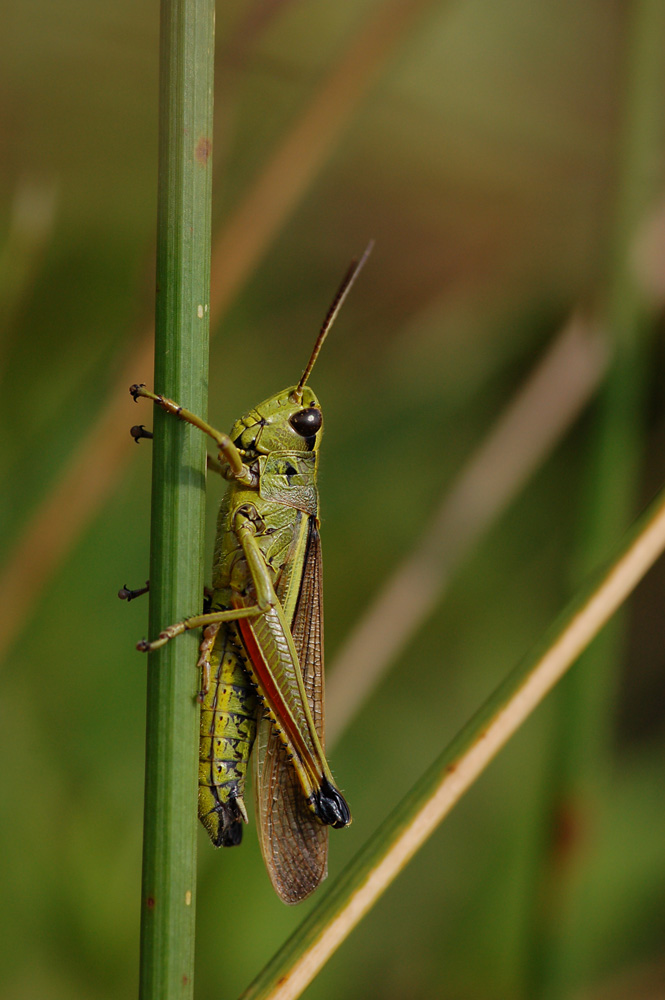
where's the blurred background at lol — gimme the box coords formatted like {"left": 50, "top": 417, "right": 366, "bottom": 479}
{"left": 2, "top": 1, "right": 665, "bottom": 997}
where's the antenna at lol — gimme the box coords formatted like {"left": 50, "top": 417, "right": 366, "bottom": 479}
{"left": 292, "top": 240, "right": 374, "bottom": 402}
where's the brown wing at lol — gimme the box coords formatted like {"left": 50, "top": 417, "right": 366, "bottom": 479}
{"left": 254, "top": 519, "right": 328, "bottom": 904}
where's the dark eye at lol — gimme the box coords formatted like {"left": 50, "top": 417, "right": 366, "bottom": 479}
{"left": 289, "top": 407, "right": 322, "bottom": 437}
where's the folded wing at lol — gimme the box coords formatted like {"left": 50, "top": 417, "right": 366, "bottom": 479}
{"left": 254, "top": 520, "right": 328, "bottom": 904}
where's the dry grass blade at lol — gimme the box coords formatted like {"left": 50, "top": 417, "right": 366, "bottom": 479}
{"left": 0, "top": 0, "right": 439, "bottom": 666}
{"left": 327, "top": 315, "right": 609, "bottom": 744}
{"left": 242, "top": 485, "right": 665, "bottom": 1000}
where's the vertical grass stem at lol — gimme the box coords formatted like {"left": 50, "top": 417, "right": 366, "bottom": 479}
{"left": 139, "top": 1, "right": 214, "bottom": 997}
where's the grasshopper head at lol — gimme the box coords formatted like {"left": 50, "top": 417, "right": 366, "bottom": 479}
{"left": 229, "top": 386, "right": 323, "bottom": 459}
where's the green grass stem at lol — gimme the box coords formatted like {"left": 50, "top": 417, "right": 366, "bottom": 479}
{"left": 138, "top": 1, "right": 214, "bottom": 998}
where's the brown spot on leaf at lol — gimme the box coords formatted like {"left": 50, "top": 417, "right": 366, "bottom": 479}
{"left": 146, "top": 896, "right": 156, "bottom": 910}
{"left": 195, "top": 136, "right": 212, "bottom": 165}
{"left": 552, "top": 796, "right": 586, "bottom": 864}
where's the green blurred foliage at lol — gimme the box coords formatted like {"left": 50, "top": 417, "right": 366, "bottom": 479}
{"left": 1, "top": 1, "right": 665, "bottom": 998}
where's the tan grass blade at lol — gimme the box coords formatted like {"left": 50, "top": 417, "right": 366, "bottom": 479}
{"left": 241, "top": 484, "right": 665, "bottom": 1000}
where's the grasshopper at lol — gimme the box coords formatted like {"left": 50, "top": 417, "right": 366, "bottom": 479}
{"left": 130, "top": 246, "right": 371, "bottom": 903}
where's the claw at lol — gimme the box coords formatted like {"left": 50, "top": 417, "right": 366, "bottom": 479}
{"left": 119, "top": 581, "right": 150, "bottom": 602}
{"left": 129, "top": 383, "right": 147, "bottom": 402}
{"left": 136, "top": 629, "right": 172, "bottom": 652}
{"left": 130, "top": 425, "right": 153, "bottom": 444}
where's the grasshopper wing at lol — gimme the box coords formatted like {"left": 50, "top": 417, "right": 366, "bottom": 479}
{"left": 254, "top": 522, "right": 328, "bottom": 903}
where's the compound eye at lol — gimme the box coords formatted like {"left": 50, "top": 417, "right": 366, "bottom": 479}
{"left": 289, "top": 406, "right": 322, "bottom": 437}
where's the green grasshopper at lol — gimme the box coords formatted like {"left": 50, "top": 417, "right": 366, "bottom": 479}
{"left": 130, "top": 246, "right": 371, "bottom": 903}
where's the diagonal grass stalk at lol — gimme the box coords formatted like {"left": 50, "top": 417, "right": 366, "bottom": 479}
{"left": 240, "top": 484, "right": 665, "bottom": 1000}
{"left": 138, "top": 1, "right": 214, "bottom": 997}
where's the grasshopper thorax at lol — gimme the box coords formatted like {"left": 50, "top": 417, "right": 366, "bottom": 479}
{"left": 229, "top": 385, "right": 322, "bottom": 461}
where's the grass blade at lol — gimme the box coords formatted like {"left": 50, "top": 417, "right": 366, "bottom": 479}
{"left": 138, "top": 1, "right": 214, "bottom": 997}
{"left": 241, "top": 485, "right": 665, "bottom": 1000}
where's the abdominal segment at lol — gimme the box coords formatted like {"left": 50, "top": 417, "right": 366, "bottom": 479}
{"left": 198, "top": 624, "right": 258, "bottom": 847}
